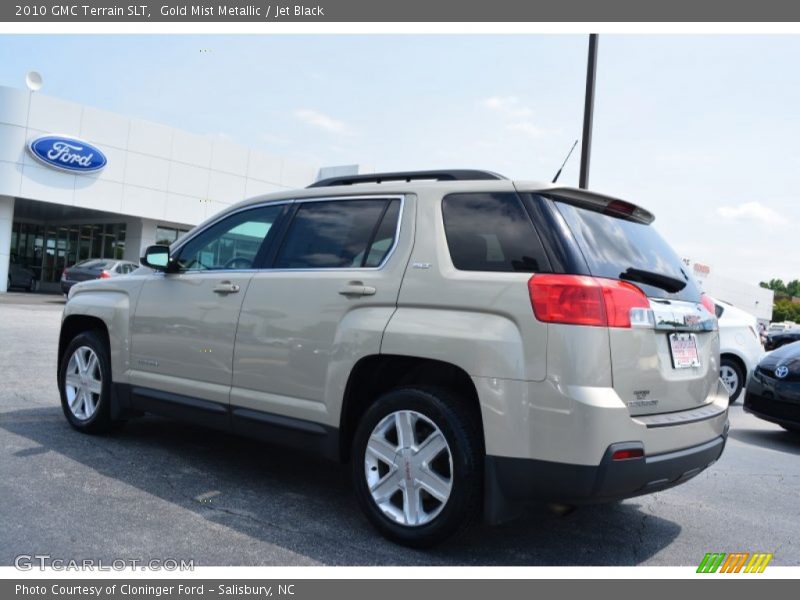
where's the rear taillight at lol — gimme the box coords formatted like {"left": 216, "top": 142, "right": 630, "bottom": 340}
{"left": 100, "top": 270, "right": 111, "bottom": 279}
{"left": 528, "top": 274, "right": 650, "bottom": 328}
{"left": 612, "top": 448, "right": 644, "bottom": 461}
{"left": 700, "top": 293, "right": 715, "bottom": 315}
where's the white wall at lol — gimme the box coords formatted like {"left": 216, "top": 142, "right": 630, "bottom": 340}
{"left": 699, "top": 274, "right": 774, "bottom": 323}
{"left": 685, "top": 258, "right": 775, "bottom": 323}
{"left": 0, "top": 85, "right": 320, "bottom": 228}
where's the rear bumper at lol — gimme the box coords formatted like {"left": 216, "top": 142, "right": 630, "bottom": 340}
{"left": 484, "top": 427, "right": 728, "bottom": 524}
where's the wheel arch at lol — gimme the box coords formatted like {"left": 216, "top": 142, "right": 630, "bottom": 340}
{"left": 60, "top": 290, "right": 132, "bottom": 383}
{"left": 339, "top": 354, "right": 484, "bottom": 462}
{"left": 720, "top": 351, "right": 747, "bottom": 378}
{"left": 59, "top": 315, "right": 110, "bottom": 372}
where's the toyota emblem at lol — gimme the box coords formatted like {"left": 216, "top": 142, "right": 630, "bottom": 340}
{"left": 775, "top": 365, "right": 789, "bottom": 379}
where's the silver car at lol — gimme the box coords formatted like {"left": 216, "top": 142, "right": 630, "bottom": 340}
{"left": 57, "top": 170, "right": 728, "bottom": 547}
{"left": 60, "top": 258, "right": 139, "bottom": 295}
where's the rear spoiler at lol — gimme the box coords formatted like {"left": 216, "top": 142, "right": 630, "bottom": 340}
{"left": 515, "top": 184, "right": 655, "bottom": 225}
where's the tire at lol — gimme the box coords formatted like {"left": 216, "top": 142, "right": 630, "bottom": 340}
{"left": 58, "top": 330, "right": 115, "bottom": 434}
{"left": 720, "top": 357, "right": 744, "bottom": 404}
{"left": 351, "top": 386, "right": 483, "bottom": 548}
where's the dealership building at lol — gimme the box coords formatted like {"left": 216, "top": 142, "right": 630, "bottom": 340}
{"left": 0, "top": 84, "right": 321, "bottom": 293}
{"left": 682, "top": 258, "right": 775, "bottom": 326}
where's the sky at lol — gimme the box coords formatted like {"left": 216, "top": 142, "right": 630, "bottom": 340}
{"left": 0, "top": 34, "right": 798, "bottom": 285}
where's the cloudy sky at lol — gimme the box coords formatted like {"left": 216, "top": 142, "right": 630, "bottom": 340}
{"left": 0, "top": 34, "right": 798, "bottom": 285}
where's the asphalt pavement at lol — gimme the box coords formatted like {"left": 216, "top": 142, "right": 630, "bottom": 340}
{"left": 1, "top": 292, "right": 798, "bottom": 566}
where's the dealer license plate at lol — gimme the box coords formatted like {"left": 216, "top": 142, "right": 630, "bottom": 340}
{"left": 669, "top": 332, "right": 700, "bottom": 369}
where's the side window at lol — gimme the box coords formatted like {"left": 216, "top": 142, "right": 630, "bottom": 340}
{"left": 442, "top": 192, "right": 551, "bottom": 272}
{"left": 176, "top": 204, "right": 283, "bottom": 271}
{"left": 274, "top": 199, "right": 399, "bottom": 269}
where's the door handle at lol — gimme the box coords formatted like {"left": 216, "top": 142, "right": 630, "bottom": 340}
{"left": 213, "top": 281, "right": 240, "bottom": 294}
{"left": 338, "top": 282, "right": 376, "bottom": 297}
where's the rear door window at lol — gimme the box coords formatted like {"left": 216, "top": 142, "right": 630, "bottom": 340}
{"left": 442, "top": 192, "right": 551, "bottom": 272}
{"left": 274, "top": 199, "right": 400, "bottom": 269}
{"left": 554, "top": 199, "right": 699, "bottom": 301}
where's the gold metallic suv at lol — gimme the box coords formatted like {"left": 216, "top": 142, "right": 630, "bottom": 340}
{"left": 58, "top": 170, "right": 728, "bottom": 547}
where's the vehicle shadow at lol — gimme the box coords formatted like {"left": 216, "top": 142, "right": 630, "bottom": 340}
{"left": 0, "top": 406, "right": 681, "bottom": 566}
{"left": 728, "top": 427, "right": 800, "bottom": 456}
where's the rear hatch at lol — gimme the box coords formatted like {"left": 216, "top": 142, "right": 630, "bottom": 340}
{"left": 552, "top": 196, "right": 718, "bottom": 416}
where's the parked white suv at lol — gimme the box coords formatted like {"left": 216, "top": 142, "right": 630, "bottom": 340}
{"left": 58, "top": 170, "right": 729, "bottom": 547}
{"left": 712, "top": 298, "right": 764, "bottom": 403}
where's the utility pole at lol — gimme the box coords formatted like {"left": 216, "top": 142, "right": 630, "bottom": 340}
{"left": 579, "top": 34, "right": 598, "bottom": 190}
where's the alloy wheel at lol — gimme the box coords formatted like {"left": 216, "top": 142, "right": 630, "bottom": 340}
{"left": 364, "top": 410, "right": 453, "bottom": 527}
{"left": 720, "top": 364, "right": 740, "bottom": 397}
{"left": 64, "top": 346, "right": 103, "bottom": 420}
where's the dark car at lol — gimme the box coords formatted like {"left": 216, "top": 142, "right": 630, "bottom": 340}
{"left": 764, "top": 328, "right": 800, "bottom": 351}
{"left": 60, "top": 259, "right": 139, "bottom": 295}
{"left": 7, "top": 255, "right": 38, "bottom": 291}
{"left": 744, "top": 341, "right": 800, "bottom": 433}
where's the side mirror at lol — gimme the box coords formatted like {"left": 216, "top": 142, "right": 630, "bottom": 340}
{"left": 141, "top": 245, "right": 173, "bottom": 272}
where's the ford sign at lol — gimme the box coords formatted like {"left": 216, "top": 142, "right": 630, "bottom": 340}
{"left": 28, "top": 135, "right": 107, "bottom": 174}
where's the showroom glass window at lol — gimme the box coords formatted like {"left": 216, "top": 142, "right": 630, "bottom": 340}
{"left": 9, "top": 220, "right": 127, "bottom": 284}
{"left": 175, "top": 205, "right": 283, "bottom": 271}
{"left": 274, "top": 199, "right": 400, "bottom": 269}
{"left": 156, "top": 226, "right": 190, "bottom": 246}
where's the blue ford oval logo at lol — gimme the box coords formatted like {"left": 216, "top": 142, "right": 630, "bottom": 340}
{"left": 775, "top": 365, "right": 789, "bottom": 379}
{"left": 28, "top": 135, "right": 107, "bottom": 173}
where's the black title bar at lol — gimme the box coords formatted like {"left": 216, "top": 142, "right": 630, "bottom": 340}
{"left": 4, "top": 0, "right": 800, "bottom": 22}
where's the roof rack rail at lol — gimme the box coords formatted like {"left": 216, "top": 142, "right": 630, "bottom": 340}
{"left": 308, "top": 169, "right": 507, "bottom": 188}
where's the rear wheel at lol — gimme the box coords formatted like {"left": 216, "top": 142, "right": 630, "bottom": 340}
{"left": 58, "top": 330, "right": 115, "bottom": 434}
{"left": 720, "top": 357, "right": 744, "bottom": 404}
{"left": 351, "top": 387, "right": 483, "bottom": 548}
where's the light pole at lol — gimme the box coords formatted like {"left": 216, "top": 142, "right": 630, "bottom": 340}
{"left": 579, "top": 34, "right": 598, "bottom": 190}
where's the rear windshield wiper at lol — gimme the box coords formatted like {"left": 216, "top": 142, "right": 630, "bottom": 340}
{"left": 618, "top": 267, "right": 687, "bottom": 293}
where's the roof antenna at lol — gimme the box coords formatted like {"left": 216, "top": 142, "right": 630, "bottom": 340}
{"left": 551, "top": 139, "right": 579, "bottom": 183}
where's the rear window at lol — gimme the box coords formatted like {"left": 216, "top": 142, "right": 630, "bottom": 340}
{"left": 442, "top": 193, "right": 550, "bottom": 272}
{"left": 75, "top": 259, "right": 113, "bottom": 269}
{"left": 275, "top": 199, "right": 400, "bottom": 269}
{"left": 555, "top": 200, "right": 699, "bottom": 301}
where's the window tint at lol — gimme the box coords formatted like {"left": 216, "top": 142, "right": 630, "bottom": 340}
{"left": 275, "top": 199, "right": 396, "bottom": 269}
{"left": 351, "top": 200, "right": 401, "bottom": 268}
{"left": 554, "top": 200, "right": 699, "bottom": 301}
{"left": 176, "top": 205, "right": 282, "bottom": 271}
{"left": 442, "top": 193, "right": 550, "bottom": 272}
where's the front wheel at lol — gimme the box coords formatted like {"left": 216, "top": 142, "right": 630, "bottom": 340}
{"left": 720, "top": 357, "right": 744, "bottom": 404}
{"left": 58, "top": 330, "right": 115, "bottom": 434}
{"left": 351, "top": 387, "right": 483, "bottom": 548}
